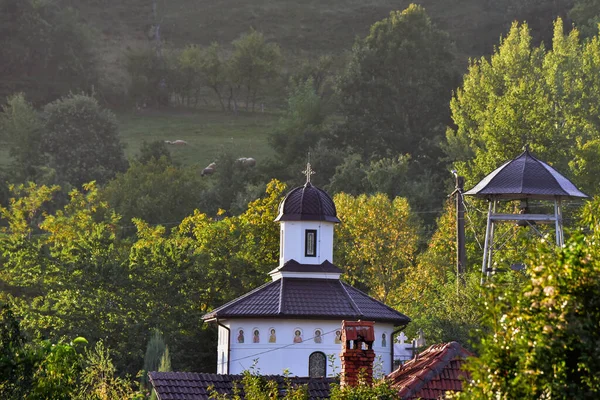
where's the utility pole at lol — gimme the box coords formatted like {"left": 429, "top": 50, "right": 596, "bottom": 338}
{"left": 450, "top": 171, "right": 466, "bottom": 288}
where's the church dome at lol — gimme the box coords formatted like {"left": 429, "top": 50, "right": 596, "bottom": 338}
{"left": 275, "top": 182, "right": 340, "bottom": 223}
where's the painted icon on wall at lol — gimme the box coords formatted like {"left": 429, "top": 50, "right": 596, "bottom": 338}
{"left": 334, "top": 330, "right": 342, "bottom": 344}
{"left": 314, "top": 329, "right": 322, "bottom": 344}
{"left": 268, "top": 328, "right": 276, "bottom": 343}
{"left": 237, "top": 329, "right": 244, "bottom": 343}
{"left": 293, "top": 329, "right": 303, "bottom": 343}
{"left": 253, "top": 329, "right": 260, "bottom": 343}
{"left": 382, "top": 333, "right": 387, "bottom": 347}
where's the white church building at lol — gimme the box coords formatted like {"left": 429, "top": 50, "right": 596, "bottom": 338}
{"left": 202, "top": 166, "right": 411, "bottom": 377}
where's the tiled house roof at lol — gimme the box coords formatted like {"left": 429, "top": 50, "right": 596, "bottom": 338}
{"left": 464, "top": 149, "right": 588, "bottom": 200}
{"left": 148, "top": 372, "right": 336, "bottom": 400}
{"left": 388, "top": 341, "right": 473, "bottom": 400}
{"left": 202, "top": 277, "right": 410, "bottom": 325}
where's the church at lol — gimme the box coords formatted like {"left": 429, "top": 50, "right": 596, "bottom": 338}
{"left": 202, "top": 164, "right": 410, "bottom": 377}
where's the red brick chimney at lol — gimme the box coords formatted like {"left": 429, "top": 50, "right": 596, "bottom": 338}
{"left": 339, "top": 320, "right": 376, "bottom": 387}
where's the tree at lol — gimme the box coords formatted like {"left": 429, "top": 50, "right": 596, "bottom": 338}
{"left": 101, "top": 157, "right": 206, "bottom": 230}
{"left": 570, "top": 0, "right": 600, "bottom": 37}
{"left": 142, "top": 329, "right": 166, "bottom": 390}
{"left": 334, "top": 193, "right": 421, "bottom": 303}
{"left": 0, "top": 0, "right": 96, "bottom": 104}
{"left": 228, "top": 29, "right": 282, "bottom": 111}
{"left": 446, "top": 19, "right": 600, "bottom": 195}
{"left": 200, "top": 43, "right": 228, "bottom": 110}
{"left": 269, "top": 78, "right": 328, "bottom": 163}
{"left": 0, "top": 94, "right": 45, "bottom": 181}
{"left": 41, "top": 93, "right": 128, "bottom": 188}
{"left": 335, "top": 4, "right": 456, "bottom": 161}
{"left": 455, "top": 228, "right": 600, "bottom": 399}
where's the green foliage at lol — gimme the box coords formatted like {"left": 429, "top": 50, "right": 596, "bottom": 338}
{"left": 454, "top": 228, "right": 600, "bottom": 399}
{"left": 101, "top": 157, "right": 205, "bottom": 228}
{"left": 269, "top": 78, "right": 328, "bottom": 163}
{"left": 0, "top": 304, "right": 37, "bottom": 399}
{"left": 329, "top": 378, "right": 399, "bottom": 399}
{"left": 211, "top": 369, "right": 309, "bottom": 400}
{"left": 229, "top": 29, "right": 283, "bottom": 111}
{"left": 77, "top": 341, "right": 139, "bottom": 400}
{"left": 447, "top": 19, "right": 600, "bottom": 195}
{"left": 334, "top": 193, "right": 421, "bottom": 303}
{"left": 136, "top": 140, "right": 172, "bottom": 164}
{"left": 142, "top": 329, "right": 166, "bottom": 389}
{"left": 42, "top": 93, "right": 128, "bottom": 187}
{"left": 570, "top": 0, "right": 600, "bottom": 37}
{"left": 0, "top": 0, "right": 97, "bottom": 104}
{"left": 0, "top": 93, "right": 45, "bottom": 181}
{"left": 335, "top": 4, "right": 456, "bottom": 160}
{"left": 125, "top": 47, "right": 169, "bottom": 107}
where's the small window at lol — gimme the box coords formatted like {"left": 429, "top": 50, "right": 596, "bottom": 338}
{"left": 309, "top": 352, "right": 327, "bottom": 378}
{"left": 305, "top": 229, "right": 317, "bottom": 257}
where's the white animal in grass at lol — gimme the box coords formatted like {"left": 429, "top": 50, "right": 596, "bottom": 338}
{"left": 201, "top": 162, "right": 217, "bottom": 177}
{"left": 236, "top": 157, "right": 256, "bottom": 167}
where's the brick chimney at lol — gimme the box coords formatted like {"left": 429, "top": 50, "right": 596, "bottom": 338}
{"left": 339, "top": 320, "right": 376, "bottom": 387}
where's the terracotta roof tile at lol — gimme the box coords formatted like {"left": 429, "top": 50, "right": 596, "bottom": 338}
{"left": 149, "top": 372, "right": 336, "bottom": 399}
{"left": 388, "top": 341, "right": 473, "bottom": 400}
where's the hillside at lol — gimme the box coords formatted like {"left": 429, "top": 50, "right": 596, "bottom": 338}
{"left": 70, "top": 0, "right": 572, "bottom": 74}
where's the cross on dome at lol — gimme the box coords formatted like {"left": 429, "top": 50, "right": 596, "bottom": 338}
{"left": 302, "top": 162, "right": 315, "bottom": 183}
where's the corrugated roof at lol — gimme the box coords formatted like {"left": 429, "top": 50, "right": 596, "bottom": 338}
{"left": 388, "top": 342, "right": 473, "bottom": 400}
{"left": 464, "top": 149, "right": 587, "bottom": 200}
{"left": 275, "top": 182, "right": 340, "bottom": 223}
{"left": 203, "top": 277, "right": 410, "bottom": 325}
{"left": 149, "top": 372, "right": 336, "bottom": 399}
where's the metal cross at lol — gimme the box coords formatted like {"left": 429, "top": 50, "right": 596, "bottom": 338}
{"left": 302, "top": 162, "right": 315, "bottom": 183}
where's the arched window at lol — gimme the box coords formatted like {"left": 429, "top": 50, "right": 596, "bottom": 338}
{"left": 309, "top": 352, "right": 327, "bottom": 378}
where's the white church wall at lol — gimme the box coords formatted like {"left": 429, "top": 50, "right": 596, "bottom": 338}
{"left": 220, "top": 319, "right": 395, "bottom": 376}
{"left": 280, "top": 222, "right": 334, "bottom": 265}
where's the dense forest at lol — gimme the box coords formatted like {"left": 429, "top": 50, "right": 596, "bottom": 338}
{"left": 2, "top": 0, "right": 600, "bottom": 398}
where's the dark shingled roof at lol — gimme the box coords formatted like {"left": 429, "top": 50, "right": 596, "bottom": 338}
{"left": 388, "top": 342, "right": 473, "bottom": 400}
{"left": 275, "top": 182, "right": 340, "bottom": 223}
{"left": 269, "top": 259, "right": 343, "bottom": 275}
{"left": 149, "top": 372, "right": 336, "bottom": 399}
{"left": 464, "top": 149, "right": 588, "bottom": 200}
{"left": 203, "top": 277, "right": 410, "bottom": 325}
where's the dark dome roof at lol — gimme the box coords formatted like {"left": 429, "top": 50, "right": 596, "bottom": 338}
{"left": 275, "top": 182, "right": 340, "bottom": 223}
{"left": 464, "top": 149, "right": 588, "bottom": 200}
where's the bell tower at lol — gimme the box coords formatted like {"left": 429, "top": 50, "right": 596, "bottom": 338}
{"left": 275, "top": 163, "right": 340, "bottom": 267}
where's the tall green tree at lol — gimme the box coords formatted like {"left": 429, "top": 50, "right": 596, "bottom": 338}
{"left": 42, "top": 93, "right": 128, "bottom": 188}
{"left": 335, "top": 4, "right": 456, "bottom": 161}
{"left": 228, "top": 29, "right": 282, "bottom": 111}
{"left": 334, "top": 193, "right": 421, "bottom": 303}
{"left": 446, "top": 19, "right": 600, "bottom": 194}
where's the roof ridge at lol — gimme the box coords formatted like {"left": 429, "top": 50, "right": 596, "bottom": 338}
{"left": 342, "top": 282, "right": 411, "bottom": 323}
{"left": 339, "top": 280, "right": 362, "bottom": 315}
{"left": 278, "top": 278, "right": 284, "bottom": 314}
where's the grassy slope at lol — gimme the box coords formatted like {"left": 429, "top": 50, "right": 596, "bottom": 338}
{"left": 118, "top": 109, "right": 279, "bottom": 166}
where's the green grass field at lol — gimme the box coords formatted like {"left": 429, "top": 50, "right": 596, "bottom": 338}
{"left": 118, "top": 108, "right": 279, "bottom": 167}
{"left": 0, "top": 109, "right": 278, "bottom": 171}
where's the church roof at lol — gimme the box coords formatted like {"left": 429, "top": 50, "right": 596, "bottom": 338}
{"left": 149, "top": 372, "right": 336, "bottom": 399}
{"left": 388, "top": 341, "right": 472, "bottom": 400}
{"left": 464, "top": 149, "right": 588, "bottom": 200}
{"left": 202, "top": 277, "right": 410, "bottom": 325}
{"left": 275, "top": 182, "right": 340, "bottom": 223}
